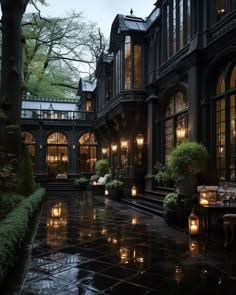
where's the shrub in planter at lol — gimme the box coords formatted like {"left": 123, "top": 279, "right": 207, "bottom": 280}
{"left": 73, "top": 177, "right": 89, "bottom": 189}
{"left": 169, "top": 140, "right": 208, "bottom": 196}
{"left": 105, "top": 179, "right": 124, "bottom": 201}
{"left": 95, "top": 159, "right": 109, "bottom": 176}
{"left": 163, "top": 193, "right": 178, "bottom": 225}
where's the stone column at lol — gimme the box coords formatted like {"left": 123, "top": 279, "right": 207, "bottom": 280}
{"left": 145, "top": 95, "right": 158, "bottom": 190}
{"left": 188, "top": 65, "right": 199, "bottom": 141}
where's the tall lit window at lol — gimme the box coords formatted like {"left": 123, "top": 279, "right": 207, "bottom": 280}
{"left": 172, "top": 0, "right": 177, "bottom": 55}
{"left": 179, "top": 0, "right": 184, "bottom": 49}
{"left": 23, "top": 131, "right": 36, "bottom": 168}
{"left": 163, "top": 0, "right": 191, "bottom": 62}
{"left": 115, "top": 49, "right": 121, "bottom": 94}
{"left": 79, "top": 132, "right": 97, "bottom": 173}
{"left": 124, "top": 36, "right": 131, "bottom": 89}
{"left": 214, "top": 64, "right": 236, "bottom": 180}
{"left": 134, "top": 45, "right": 142, "bottom": 88}
{"left": 164, "top": 91, "right": 188, "bottom": 162}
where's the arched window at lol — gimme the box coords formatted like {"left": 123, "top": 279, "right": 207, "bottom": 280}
{"left": 23, "top": 131, "right": 36, "bottom": 168}
{"left": 214, "top": 63, "right": 236, "bottom": 180}
{"left": 164, "top": 91, "right": 188, "bottom": 162}
{"left": 47, "top": 132, "right": 68, "bottom": 178}
{"left": 79, "top": 132, "right": 97, "bottom": 173}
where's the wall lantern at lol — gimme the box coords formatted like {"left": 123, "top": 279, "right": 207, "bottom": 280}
{"left": 104, "top": 189, "right": 109, "bottom": 196}
{"left": 111, "top": 143, "right": 118, "bottom": 153}
{"left": 199, "top": 185, "right": 217, "bottom": 205}
{"left": 120, "top": 137, "right": 128, "bottom": 151}
{"left": 39, "top": 144, "right": 43, "bottom": 149}
{"left": 176, "top": 126, "right": 187, "bottom": 140}
{"left": 102, "top": 147, "right": 108, "bottom": 155}
{"left": 131, "top": 185, "right": 137, "bottom": 197}
{"left": 72, "top": 144, "right": 76, "bottom": 150}
{"left": 188, "top": 208, "right": 200, "bottom": 236}
{"left": 51, "top": 202, "right": 62, "bottom": 218}
{"left": 136, "top": 134, "right": 144, "bottom": 149}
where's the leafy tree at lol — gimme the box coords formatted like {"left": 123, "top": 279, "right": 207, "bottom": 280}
{"left": 0, "top": 0, "right": 46, "bottom": 159}
{"left": 22, "top": 11, "right": 106, "bottom": 97}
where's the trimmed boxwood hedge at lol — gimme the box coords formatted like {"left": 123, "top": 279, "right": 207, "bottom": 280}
{"left": 0, "top": 187, "right": 46, "bottom": 282}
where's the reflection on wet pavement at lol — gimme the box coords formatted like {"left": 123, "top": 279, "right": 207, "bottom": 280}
{"left": 21, "top": 192, "right": 236, "bottom": 294}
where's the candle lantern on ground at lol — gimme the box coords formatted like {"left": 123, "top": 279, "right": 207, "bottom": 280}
{"left": 188, "top": 208, "right": 200, "bottom": 235}
{"left": 131, "top": 185, "right": 137, "bottom": 197}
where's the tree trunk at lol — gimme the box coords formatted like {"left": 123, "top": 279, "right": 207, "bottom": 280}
{"left": 0, "top": 0, "right": 28, "bottom": 160}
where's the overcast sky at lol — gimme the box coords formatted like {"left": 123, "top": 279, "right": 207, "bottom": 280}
{"left": 27, "top": 0, "right": 156, "bottom": 38}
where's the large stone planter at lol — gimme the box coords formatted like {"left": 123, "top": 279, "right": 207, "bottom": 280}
{"left": 109, "top": 189, "right": 124, "bottom": 201}
{"left": 163, "top": 208, "right": 177, "bottom": 226}
{"left": 177, "top": 177, "right": 197, "bottom": 197}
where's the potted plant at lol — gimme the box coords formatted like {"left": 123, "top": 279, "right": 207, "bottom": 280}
{"left": 73, "top": 177, "right": 89, "bottom": 190}
{"left": 95, "top": 159, "right": 109, "bottom": 176}
{"left": 169, "top": 140, "right": 208, "bottom": 197}
{"left": 105, "top": 179, "right": 124, "bottom": 201}
{"left": 163, "top": 192, "right": 178, "bottom": 225}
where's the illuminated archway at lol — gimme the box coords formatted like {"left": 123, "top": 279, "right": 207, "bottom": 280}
{"left": 47, "top": 132, "right": 68, "bottom": 178}
{"left": 79, "top": 132, "right": 97, "bottom": 173}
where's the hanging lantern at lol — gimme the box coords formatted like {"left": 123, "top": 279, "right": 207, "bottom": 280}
{"left": 188, "top": 208, "right": 200, "bottom": 235}
{"left": 102, "top": 147, "right": 108, "bottom": 155}
{"left": 111, "top": 143, "right": 118, "bottom": 153}
{"left": 136, "top": 134, "right": 144, "bottom": 149}
{"left": 120, "top": 137, "right": 128, "bottom": 151}
{"left": 131, "top": 185, "right": 137, "bottom": 197}
{"left": 176, "top": 126, "right": 187, "bottom": 140}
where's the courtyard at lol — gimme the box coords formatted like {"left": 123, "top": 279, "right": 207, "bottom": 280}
{"left": 1, "top": 192, "right": 235, "bottom": 295}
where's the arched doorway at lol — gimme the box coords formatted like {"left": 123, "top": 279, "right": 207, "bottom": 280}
{"left": 23, "top": 131, "right": 36, "bottom": 170}
{"left": 47, "top": 132, "right": 68, "bottom": 178}
{"left": 213, "top": 62, "right": 236, "bottom": 180}
{"left": 79, "top": 132, "right": 97, "bottom": 174}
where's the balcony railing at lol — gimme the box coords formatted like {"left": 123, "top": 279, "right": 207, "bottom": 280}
{"left": 21, "top": 109, "right": 95, "bottom": 121}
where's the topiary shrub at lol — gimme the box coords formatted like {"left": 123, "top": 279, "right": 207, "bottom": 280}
{"left": 169, "top": 140, "right": 208, "bottom": 178}
{"left": 95, "top": 159, "right": 109, "bottom": 176}
{"left": 20, "top": 145, "right": 36, "bottom": 197}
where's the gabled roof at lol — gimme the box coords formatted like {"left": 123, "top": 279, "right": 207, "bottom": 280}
{"left": 109, "top": 7, "right": 160, "bottom": 51}
{"left": 79, "top": 78, "right": 96, "bottom": 93}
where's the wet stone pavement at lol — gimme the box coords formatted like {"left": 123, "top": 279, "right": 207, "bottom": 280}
{"left": 19, "top": 192, "right": 236, "bottom": 295}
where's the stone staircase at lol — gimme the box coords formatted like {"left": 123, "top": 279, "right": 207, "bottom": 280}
{"left": 39, "top": 179, "right": 79, "bottom": 192}
{"left": 121, "top": 186, "right": 175, "bottom": 217}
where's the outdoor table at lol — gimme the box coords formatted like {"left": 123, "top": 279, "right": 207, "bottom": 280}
{"left": 199, "top": 203, "right": 236, "bottom": 234}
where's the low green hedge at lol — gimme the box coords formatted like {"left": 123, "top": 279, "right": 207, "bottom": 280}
{"left": 0, "top": 187, "right": 46, "bottom": 282}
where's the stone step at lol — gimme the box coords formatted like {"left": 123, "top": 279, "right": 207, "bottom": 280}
{"left": 122, "top": 197, "right": 163, "bottom": 217}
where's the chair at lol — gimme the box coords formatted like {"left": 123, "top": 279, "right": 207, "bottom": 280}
{"left": 223, "top": 214, "right": 236, "bottom": 247}
{"left": 91, "top": 174, "right": 111, "bottom": 195}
